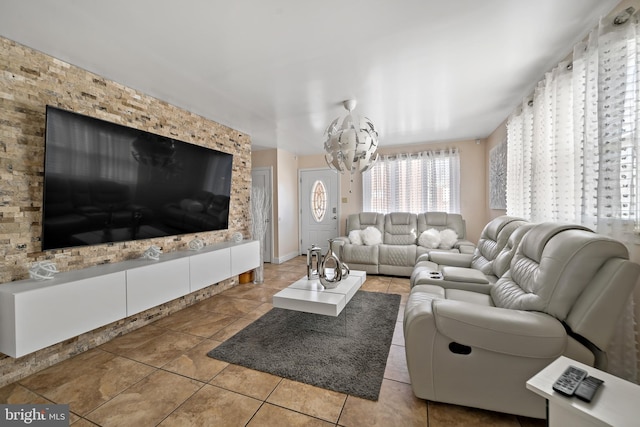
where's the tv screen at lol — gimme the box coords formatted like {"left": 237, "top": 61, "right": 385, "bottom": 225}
{"left": 42, "top": 106, "right": 233, "bottom": 251}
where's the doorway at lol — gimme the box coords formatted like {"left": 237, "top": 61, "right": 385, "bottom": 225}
{"left": 299, "top": 168, "right": 340, "bottom": 254}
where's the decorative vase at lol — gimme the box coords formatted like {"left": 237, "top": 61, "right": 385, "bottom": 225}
{"left": 306, "top": 244, "right": 322, "bottom": 279}
{"left": 318, "top": 239, "right": 349, "bottom": 289}
{"left": 253, "top": 239, "right": 265, "bottom": 284}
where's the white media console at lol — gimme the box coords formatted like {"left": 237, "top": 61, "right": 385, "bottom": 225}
{"left": 0, "top": 239, "right": 260, "bottom": 358}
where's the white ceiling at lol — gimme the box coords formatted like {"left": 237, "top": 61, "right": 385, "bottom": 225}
{"left": 0, "top": 0, "right": 622, "bottom": 155}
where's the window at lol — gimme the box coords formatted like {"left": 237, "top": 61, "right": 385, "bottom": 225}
{"left": 362, "top": 148, "right": 460, "bottom": 213}
{"left": 310, "top": 180, "right": 327, "bottom": 222}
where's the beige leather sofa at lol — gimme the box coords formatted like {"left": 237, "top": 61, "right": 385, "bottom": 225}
{"left": 404, "top": 222, "right": 640, "bottom": 418}
{"left": 410, "top": 215, "right": 532, "bottom": 292}
{"left": 332, "top": 212, "right": 474, "bottom": 276}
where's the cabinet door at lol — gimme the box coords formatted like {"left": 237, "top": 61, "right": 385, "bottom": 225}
{"left": 190, "top": 248, "right": 231, "bottom": 291}
{"left": 3, "top": 271, "right": 126, "bottom": 358}
{"left": 231, "top": 240, "right": 261, "bottom": 275}
{"left": 126, "top": 258, "right": 190, "bottom": 315}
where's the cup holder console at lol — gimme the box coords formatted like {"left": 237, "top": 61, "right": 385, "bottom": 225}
{"left": 428, "top": 271, "right": 443, "bottom": 280}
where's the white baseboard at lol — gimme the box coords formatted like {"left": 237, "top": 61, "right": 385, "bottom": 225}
{"left": 272, "top": 251, "right": 299, "bottom": 264}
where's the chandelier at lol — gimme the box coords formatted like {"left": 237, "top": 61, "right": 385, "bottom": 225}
{"left": 323, "top": 99, "right": 379, "bottom": 174}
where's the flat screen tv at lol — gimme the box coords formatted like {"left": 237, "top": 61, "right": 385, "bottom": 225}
{"left": 42, "top": 106, "right": 233, "bottom": 251}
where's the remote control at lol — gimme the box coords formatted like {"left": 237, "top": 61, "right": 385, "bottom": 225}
{"left": 574, "top": 376, "right": 604, "bottom": 402}
{"left": 552, "top": 365, "right": 587, "bottom": 396}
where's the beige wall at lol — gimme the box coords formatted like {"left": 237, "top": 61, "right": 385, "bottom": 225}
{"left": 276, "top": 149, "right": 299, "bottom": 261}
{"left": 251, "top": 148, "right": 299, "bottom": 262}
{"left": 0, "top": 36, "right": 251, "bottom": 386}
{"left": 259, "top": 139, "right": 488, "bottom": 248}
{"left": 303, "top": 140, "right": 487, "bottom": 243}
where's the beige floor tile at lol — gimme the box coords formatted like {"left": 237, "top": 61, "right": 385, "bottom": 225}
{"left": 428, "top": 401, "right": 521, "bottom": 427}
{"left": 517, "top": 416, "right": 548, "bottom": 427}
{"left": 267, "top": 379, "right": 347, "bottom": 424}
{"left": 0, "top": 383, "right": 53, "bottom": 404}
{"left": 159, "top": 384, "right": 262, "bottom": 427}
{"left": 244, "top": 302, "right": 273, "bottom": 320}
{"left": 18, "top": 348, "right": 155, "bottom": 415}
{"left": 389, "top": 278, "right": 411, "bottom": 294}
{"left": 195, "top": 295, "right": 263, "bottom": 316}
{"left": 339, "top": 379, "right": 427, "bottom": 427}
{"left": 209, "top": 317, "right": 256, "bottom": 341}
{"left": 85, "top": 370, "right": 202, "bottom": 426}
{"left": 152, "top": 307, "right": 238, "bottom": 337}
{"left": 248, "top": 402, "right": 334, "bottom": 427}
{"left": 99, "top": 323, "right": 166, "bottom": 353}
{"left": 397, "top": 302, "right": 406, "bottom": 321}
{"left": 392, "top": 320, "right": 405, "bottom": 346}
{"left": 384, "top": 344, "right": 411, "bottom": 384}
{"left": 71, "top": 418, "right": 99, "bottom": 426}
{"left": 110, "top": 330, "right": 204, "bottom": 367}
{"left": 210, "top": 364, "right": 281, "bottom": 400}
{"left": 162, "top": 339, "right": 228, "bottom": 382}
{"left": 361, "top": 280, "right": 390, "bottom": 293}
{"left": 222, "top": 283, "right": 280, "bottom": 302}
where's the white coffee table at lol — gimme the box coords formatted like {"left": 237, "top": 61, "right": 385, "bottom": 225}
{"left": 272, "top": 270, "right": 366, "bottom": 316}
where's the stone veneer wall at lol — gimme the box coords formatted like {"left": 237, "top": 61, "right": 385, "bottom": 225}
{"left": 0, "top": 37, "right": 252, "bottom": 387}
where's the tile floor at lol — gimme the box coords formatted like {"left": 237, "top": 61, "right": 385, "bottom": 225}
{"left": 0, "top": 257, "right": 547, "bottom": 426}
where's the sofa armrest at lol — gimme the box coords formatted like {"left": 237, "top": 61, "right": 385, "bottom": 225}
{"left": 330, "top": 237, "right": 349, "bottom": 255}
{"left": 433, "top": 300, "right": 566, "bottom": 358}
{"left": 428, "top": 252, "right": 473, "bottom": 267}
{"left": 456, "top": 239, "right": 476, "bottom": 254}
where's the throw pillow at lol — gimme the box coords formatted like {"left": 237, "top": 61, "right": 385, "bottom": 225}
{"left": 349, "top": 229, "right": 363, "bottom": 245}
{"left": 439, "top": 228, "right": 459, "bottom": 249}
{"left": 418, "top": 228, "right": 441, "bottom": 249}
{"left": 361, "top": 226, "right": 383, "bottom": 245}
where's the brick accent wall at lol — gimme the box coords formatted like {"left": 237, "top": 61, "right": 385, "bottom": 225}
{"left": 0, "top": 37, "right": 252, "bottom": 386}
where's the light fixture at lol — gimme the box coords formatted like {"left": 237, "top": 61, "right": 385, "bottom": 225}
{"left": 323, "top": 99, "right": 379, "bottom": 174}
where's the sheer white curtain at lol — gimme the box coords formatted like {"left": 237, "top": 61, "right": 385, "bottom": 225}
{"left": 506, "top": 10, "right": 640, "bottom": 382}
{"left": 363, "top": 148, "right": 460, "bottom": 213}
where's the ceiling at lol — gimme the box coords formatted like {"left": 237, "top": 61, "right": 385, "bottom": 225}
{"left": 0, "top": 0, "right": 623, "bottom": 155}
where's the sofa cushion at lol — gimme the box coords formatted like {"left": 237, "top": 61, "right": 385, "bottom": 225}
{"left": 418, "top": 229, "right": 441, "bottom": 248}
{"left": 384, "top": 212, "right": 418, "bottom": 245}
{"left": 361, "top": 226, "right": 383, "bottom": 245}
{"left": 439, "top": 229, "right": 458, "bottom": 249}
{"left": 379, "top": 244, "right": 417, "bottom": 267}
{"left": 348, "top": 229, "right": 363, "bottom": 245}
{"left": 343, "top": 243, "right": 379, "bottom": 265}
{"left": 441, "top": 266, "right": 490, "bottom": 284}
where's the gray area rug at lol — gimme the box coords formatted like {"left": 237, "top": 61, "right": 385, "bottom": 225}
{"left": 207, "top": 290, "right": 401, "bottom": 401}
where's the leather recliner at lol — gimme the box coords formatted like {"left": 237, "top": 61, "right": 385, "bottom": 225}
{"left": 332, "top": 212, "right": 474, "bottom": 276}
{"left": 410, "top": 215, "right": 530, "bottom": 291}
{"left": 403, "top": 222, "right": 640, "bottom": 418}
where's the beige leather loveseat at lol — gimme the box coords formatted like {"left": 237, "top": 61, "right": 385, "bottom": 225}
{"left": 404, "top": 222, "right": 640, "bottom": 418}
{"left": 332, "top": 212, "right": 474, "bottom": 276}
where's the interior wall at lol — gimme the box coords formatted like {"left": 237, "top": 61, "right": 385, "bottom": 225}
{"left": 275, "top": 149, "right": 299, "bottom": 261}
{"left": 251, "top": 148, "right": 279, "bottom": 259}
{"left": 0, "top": 36, "right": 252, "bottom": 386}
{"left": 300, "top": 140, "right": 487, "bottom": 243}
{"left": 251, "top": 148, "right": 300, "bottom": 262}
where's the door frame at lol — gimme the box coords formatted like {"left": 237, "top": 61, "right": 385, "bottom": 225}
{"left": 298, "top": 167, "right": 341, "bottom": 255}
{"left": 251, "top": 166, "right": 273, "bottom": 263}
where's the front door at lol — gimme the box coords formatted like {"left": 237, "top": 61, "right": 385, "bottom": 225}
{"left": 299, "top": 168, "right": 339, "bottom": 254}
